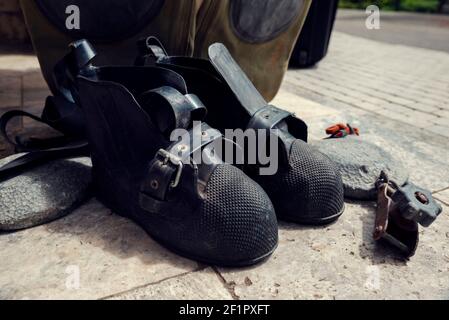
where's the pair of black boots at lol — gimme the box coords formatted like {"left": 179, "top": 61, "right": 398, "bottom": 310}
{"left": 50, "top": 38, "right": 345, "bottom": 266}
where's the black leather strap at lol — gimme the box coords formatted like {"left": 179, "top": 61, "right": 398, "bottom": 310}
{"left": 246, "top": 105, "right": 293, "bottom": 130}
{"left": 139, "top": 190, "right": 195, "bottom": 220}
{"left": 0, "top": 102, "right": 88, "bottom": 183}
{"left": 1, "top": 110, "right": 50, "bottom": 151}
{"left": 0, "top": 141, "right": 89, "bottom": 182}
{"left": 244, "top": 105, "right": 308, "bottom": 164}
{"left": 141, "top": 149, "right": 183, "bottom": 202}
{"left": 135, "top": 36, "right": 168, "bottom": 66}
{"left": 208, "top": 43, "right": 267, "bottom": 116}
{"left": 0, "top": 41, "right": 91, "bottom": 182}
{"left": 138, "top": 84, "right": 215, "bottom": 203}
{"left": 140, "top": 122, "right": 221, "bottom": 203}
{"left": 139, "top": 87, "right": 207, "bottom": 136}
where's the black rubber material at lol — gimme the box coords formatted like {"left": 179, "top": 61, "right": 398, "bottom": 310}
{"left": 1, "top": 38, "right": 279, "bottom": 267}
{"left": 250, "top": 139, "right": 345, "bottom": 224}
{"left": 152, "top": 41, "right": 345, "bottom": 225}
{"left": 71, "top": 41, "right": 278, "bottom": 266}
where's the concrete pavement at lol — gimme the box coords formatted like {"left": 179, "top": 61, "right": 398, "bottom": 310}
{"left": 288, "top": 31, "right": 449, "bottom": 138}
{"left": 335, "top": 9, "right": 449, "bottom": 53}
{"left": 0, "top": 28, "right": 448, "bottom": 299}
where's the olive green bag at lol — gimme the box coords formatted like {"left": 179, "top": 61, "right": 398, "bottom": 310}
{"left": 20, "top": 0, "right": 198, "bottom": 94}
{"left": 21, "top": 0, "right": 310, "bottom": 100}
{"left": 194, "top": 0, "right": 311, "bottom": 101}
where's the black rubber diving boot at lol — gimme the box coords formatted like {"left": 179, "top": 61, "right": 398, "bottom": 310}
{"left": 138, "top": 38, "right": 345, "bottom": 225}
{"left": 68, "top": 40, "right": 279, "bottom": 266}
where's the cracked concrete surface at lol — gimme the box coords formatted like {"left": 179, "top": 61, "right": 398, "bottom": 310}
{"left": 1, "top": 30, "right": 448, "bottom": 299}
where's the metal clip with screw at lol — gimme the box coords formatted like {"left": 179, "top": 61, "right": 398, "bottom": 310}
{"left": 374, "top": 171, "right": 442, "bottom": 258}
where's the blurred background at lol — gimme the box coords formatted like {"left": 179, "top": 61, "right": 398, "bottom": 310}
{"left": 1, "top": 0, "right": 449, "bottom": 300}
{"left": 1, "top": 0, "right": 448, "bottom": 157}
{"left": 340, "top": 0, "right": 449, "bottom": 13}
{"left": 0, "top": 0, "right": 30, "bottom": 47}
{"left": 1, "top": 0, "right": 448, "bottom": 47}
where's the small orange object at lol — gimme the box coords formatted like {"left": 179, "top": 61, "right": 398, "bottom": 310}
{"left": 325, "top": 123, "right": 359, "bottom": 139}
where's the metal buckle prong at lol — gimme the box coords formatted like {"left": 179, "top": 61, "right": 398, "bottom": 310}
{"left": 157, "top": 149, "right": 183, "bottom": 188}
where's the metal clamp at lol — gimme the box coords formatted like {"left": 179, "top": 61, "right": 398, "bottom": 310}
{"left": 157, "top": 149, "right": 183, "bottom": 188}
{"left": 374, "top": 171, "right": 442, "bottom": 258}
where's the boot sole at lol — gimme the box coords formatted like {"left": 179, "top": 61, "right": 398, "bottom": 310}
{"left": 279, "top": 204, "right": 345, "bottom": 226}
{"left": 97, "top": 193, "right": 277, "bottom": 268}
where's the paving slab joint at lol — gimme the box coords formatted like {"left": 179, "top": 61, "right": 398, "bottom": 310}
{"left": 212, "top": 267, "right": 240, "bottom": 300}
{"left": 98, "top": 266, "right": 207, "bottom": 300}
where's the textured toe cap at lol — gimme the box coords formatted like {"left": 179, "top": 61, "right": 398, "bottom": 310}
{"left": 198, "top": 165, "right": 278, "bottom": 265}
{"left": 257, "top": 140, "right": 345, "bottom": 224}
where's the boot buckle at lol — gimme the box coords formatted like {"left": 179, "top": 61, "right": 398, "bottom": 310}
{"left": 157, "top": 149, "right": 183, "bottom": 188}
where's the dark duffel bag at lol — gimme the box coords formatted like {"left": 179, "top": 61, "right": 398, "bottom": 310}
{"left": 290, "top": 0, "right": 339, "bottom": 68}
